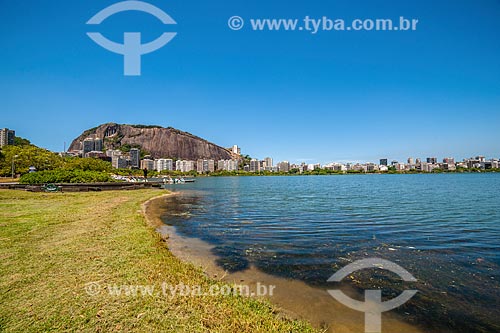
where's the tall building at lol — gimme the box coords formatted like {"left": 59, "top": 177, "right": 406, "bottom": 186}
{"left": 82, "top": 138, "right": 95, "bottom": 155}
{"left": 0, "top": 128, "right": 15, "bottom": 147}
{"left": 249, "top": 159, "right": 260, "bottom": 172}
{"left": 129, "top": 148, "right": 140, "bottom": 168}
{"left": 407, "top": 157, "right": 414, "bottom": 165}
{"left": 112, "top": 154, "right": 127, "bottom": 169}
{"left": 379, "top": 159, "right": 388, "bottom": 166}
{"left": 217, "top": 159, "right": 238, "bottom": 171}
{"left": 232, "top": 145, "right": 241, "bottom": 155}
{"left": 426, "top": 157, "right": 437, "bottom": 164}
{"left": 277, "top": 161, "right": 290, "bottom": 173}
{"left": 197, "top": 159, "right": 215, "bottom": 173}
{"left": 156, "top": 158, "right": 173, "bottom": 171}
{"left": 443, "top": 157, "right": 455, "bottom": 164}
{"left": 264, "top": 157, "right": 273, "bottom": 169}
{"left": 94, "top": 138, "right": 103, "bottom": 152}
{"left": 176, "top": 160, "right": 195, "bottom": 173}
{"left": 141, "top": 159, "right": 155, "bottom": 170}
{"left": 82, "top": 137, "right": 103, "bottom": 155}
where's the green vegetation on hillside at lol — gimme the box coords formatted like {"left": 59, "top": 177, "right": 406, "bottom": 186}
{"left": 0, "top": 144, "right": 63, "bottom": 176}
{"left": 129, "top": 124, "right": 162, "bottom": 129}
{"left": 0, "top": 141, "right": 116, "bottom": 183}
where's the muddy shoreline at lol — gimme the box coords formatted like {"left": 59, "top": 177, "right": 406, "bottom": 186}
{"left": 142, "top": 194, "right": 424, "bottom": 333}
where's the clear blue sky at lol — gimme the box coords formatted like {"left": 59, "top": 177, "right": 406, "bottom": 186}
{"left": 1, "top": 0, "right": 499, "bottom": 164}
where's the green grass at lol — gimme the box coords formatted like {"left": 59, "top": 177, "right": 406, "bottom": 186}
{"left": 0, "top": 190, "right": 316, "bottom": 332}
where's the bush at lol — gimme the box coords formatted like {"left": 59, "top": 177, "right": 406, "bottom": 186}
{"left": 19, "top": 170, "right": 114, "bottom": 184}
{"left": 63, "top": 157, "right": 112, "bottom": 172}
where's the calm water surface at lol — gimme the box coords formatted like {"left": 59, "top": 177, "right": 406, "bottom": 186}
{"left": 160, "top": 174, "right": 500, "bottom": 333}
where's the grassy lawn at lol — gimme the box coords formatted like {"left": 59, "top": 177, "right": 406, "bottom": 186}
{"left": 0, "top": 189, "right": 315, "bottom": 332}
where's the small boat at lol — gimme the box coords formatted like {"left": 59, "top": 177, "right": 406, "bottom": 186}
{"left": 161, "top": 177, "right": 196, "bottom": 185}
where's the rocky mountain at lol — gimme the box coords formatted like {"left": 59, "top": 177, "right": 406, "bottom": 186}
{"left": 69, "top": 123, "right": 238, "bottom": 160}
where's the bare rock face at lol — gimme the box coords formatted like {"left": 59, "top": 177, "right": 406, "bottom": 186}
{"left": 69, "top": 123, "right": 238, "bottom": 160}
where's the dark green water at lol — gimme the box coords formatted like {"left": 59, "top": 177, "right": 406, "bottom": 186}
{"left": 159, "top": 174, "right": 500, "bottom": 333}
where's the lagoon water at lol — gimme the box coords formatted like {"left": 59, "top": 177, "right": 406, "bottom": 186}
{"left": 159, "top": 174, "right": 500, "bottom": 333}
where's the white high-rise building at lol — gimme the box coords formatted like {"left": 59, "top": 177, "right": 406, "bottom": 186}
{"left": 217, "top": 159, "right": 239, "bottom": 171}
{"left": 232, "top": 145, "right": 241, "bottom": 155}
{"left": 264, "top": 157, "right": 273, "bottom": 171}
{"left": 156, "top": 158, "right": 174, "bottom": 171}
{"left": 249, "top": 159, "right": 260, "bottom": 172}
{"left": 176, "top": 160, "right": 195, "bottom": 173}
{"left": 141, "top": 159, "right": 155, "bottom": 170}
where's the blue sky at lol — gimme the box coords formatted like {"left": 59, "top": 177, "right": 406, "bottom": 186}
{"left": 1, "top": 0, "right": 499, "bottom": 164}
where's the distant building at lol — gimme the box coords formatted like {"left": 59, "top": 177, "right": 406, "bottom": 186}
{"left": 426, "top": 157, "right": 437, "bottom": 164}
{"left": 407, "top": 157, "right": 414, "bottom": 165}
{"left": 0, "top": 128, "right": 15, "bottom": 147}
{"left": 481, "top": 161, "right": 493, "bottom": 170}
{"left": 156, "top": 158, "right": 173, "bottom": 172}
{"left": 417, "top": 162, "right": 428, "bottom": 172}
{"left": 395, "top": 163, "right": 406, "bottom": 171}
{"left": 107, "top": 149, "right": 122, "bottom": 158}
{"left": 379, "top": 159, "right": 388, "bottom": 166}
{"left": 249, "top": 159, "right": 260, "bottom": 172}
{"left": 82, "top": 139, "right": 94, "bottom": 155}
{"left": 443, "top": 163, "right": 456, "bottom": 171}
{"left": 94, "top": 138, "right": 103, "bottom": 152}
{"left": 112, "top": 155, "right": 127, "bottom": 169}
{"left": 218, "top": 159, "right": 238, "bottom": 171}
{"left": 141, "top": 159, "right": 155, "bottom": 171}
{"left": 82, "top": 137, "right": 103, "bottom": 156}
{"left": 197, "top": 159, "right": 215, "bottom": 173}
{"left": 232, "top": 145, "right": 241, "bottom": 155}
{"left": 176, "top": 160, "right": 195, "bottom": 173}
{"left": 307, "top": 163, "right": 321, "bottom": 171}
{"left": 129, "top": 148, "right": 140, "bottom": 168}
{"left": 443, "top": 157, "right": 455, "bottom": 164}
{"left": 277, "top": 161, "right": 290, "bottom": 173}
{"left": 86, "top": 151, "right": 108, "bottom": 160}
{"left": 324, "top": 162, "right": 347, "bottom": 172}
{"left": 264, "top": 157, "right": 273, "bottom": 170}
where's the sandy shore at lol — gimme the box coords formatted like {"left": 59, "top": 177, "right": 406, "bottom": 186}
{"left": 143, "top": 194, "right": 425, "bottom": 333}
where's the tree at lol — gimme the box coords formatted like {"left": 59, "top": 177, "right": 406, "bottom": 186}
{"left": 0, "top": 145, "right": 63, "bottom": 177}
{"left": 13, "top": 137, "right": 31, "bottom": 146}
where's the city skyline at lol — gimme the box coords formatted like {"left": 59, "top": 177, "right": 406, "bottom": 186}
{"left": 3, "top": 124, "right": 499, "bottom": 167}
{"left": 67, "top": 134, "right": 498, "bottom": 173}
